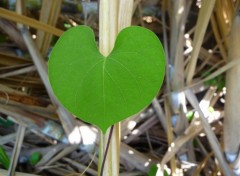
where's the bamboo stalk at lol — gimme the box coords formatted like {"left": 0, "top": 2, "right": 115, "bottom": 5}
{"left": 137, "top": 0, "right": 145, "bottom": 27}
{"left": 215, "top": 0, "right": 233, "bottom": 49}
{"left": 224, "top": 12, "right": 240, "bottom": 165}
{"left": 0, "top": 8, "right": 63, "bottom": 36}
{"left": 190, "top": 58, "right": 240, "bottom": 89}
{"left": 36, "top": 0, "right": 62, "bottom": 57}
{"left": 0, "top": 65, "right": 36, "bottom": 78}
{"left": 186, "top": 0, "right": 216, "bottom": 85}
{"left": 196, "top": 45, "right": 220, "bottom": 74}
{"left": 193, "top": 152, "right": 213, "bottom": 176}
{"left": 0, "top": 104, "right": 38, "bottom": 127}
{"left": 125, "top": 115, "right": 158, "bottom": 144}
{"left": 98, "top": 0, "right": 134, "bottom": 175}
{"left": 99, "top": 0, "right": 119, "bottom": 175}
{"left": 160, "top": 116, "right": 205, "bottom": 168}
{"left": 171, "top": 0, "right": 191, "bottom": 90}
{"left": 120, "top": 143, "right": 157, "bottom": 172}
{"left": 99, "top": 0, "right": 118, "bottom": 56}
{"left": 118, "top": 0, "right": 134, "bottom": 30}
{"left": 0, "top": 19, "right": 26, "bottom": 50}
{"left": 161, "top": 127, "right": 202, "bottom": 169}
{"left": 0, "top": 133, "right": 17, "bottom": 145}
{"left": 35, "top": 144, "right": 66, "bottom": 167}
{"left": 152, "top": 98, "right": 167, "bottom": 133}
{"left": 0, "top": 52, "right": 31, "bottom": 66}
{"left": 62, "top": 157, "right": 98, "bottom": 176}
{"left": 45, "top": 145, "right": 79, "bottom": 166}
{"left": 7, "top": 125, "right": 26, "bottom": 176}
{"left": 164, "top": 98, "right": 177, "bottom": 175}
{"left": 0, "top": 99, "right": 55, "bottom": 117}
{"left": 168, "top": 0, "right": 196, "bottom": 167}
{"left": 185, "top": 89, "right": 232, "bottom": 175}
{"left": 0, "top": 169, "right": 39, "bottom": 176}
{"left": 0, "top": 84, "right": 27, "bottom": 96}
{"left": 121, "top": 115, "right": 139, "bottom": 138}
{"left": 161, "top": 0, "right": 171, "bottom": 97}
{"left": 210, "top": 14, "right": 228, "bottom": 61}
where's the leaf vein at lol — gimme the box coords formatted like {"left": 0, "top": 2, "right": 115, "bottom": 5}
{"left": 74, "top": 59, "right": 103, "bottom": 109}
{"left": 108, "top": 57, "right": 143, "bottom": 95}
{"left": 104, "top": 68, "right": 128, "bottom": 107}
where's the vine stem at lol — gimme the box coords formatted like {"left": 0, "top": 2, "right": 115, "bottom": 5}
{"left": 100, "top": 125, "right": 114, "bottom": 176}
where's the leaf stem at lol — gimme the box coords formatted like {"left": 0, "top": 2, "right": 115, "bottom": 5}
{"left": 98, "top": 131, "right": 104, "bottom": 176}
{"left": 100, "top": 125, "right": 114, "bottom": 176}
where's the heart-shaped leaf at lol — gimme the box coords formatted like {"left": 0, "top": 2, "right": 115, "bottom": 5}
{"left": 48, "top": 26, "right": 165, "bottom": 133}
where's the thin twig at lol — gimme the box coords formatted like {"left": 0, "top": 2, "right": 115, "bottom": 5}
{"left": 100, "top": 125, "right": 114, "bottom": 176}
{"left": 0, "top": 8, "right": 63, "bottom": 36}
{"left": 7, "top": 125, "right": 26, "bottom": 176}
{"left": 185, "top": 89, "right": 232, "bottom": 175}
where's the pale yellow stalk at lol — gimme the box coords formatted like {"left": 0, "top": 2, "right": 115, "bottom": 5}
{"left": 99, "top": 0, "right": 134, "bottom": 175}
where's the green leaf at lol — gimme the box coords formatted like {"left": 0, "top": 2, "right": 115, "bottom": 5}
{"left": 0, "top": 118, "right": 14, "bottom": 127}
{"left": 0, "top": 146, "right": 10, "bottom": 169}
{"left": 48, "top": 25, "right": 165, "bottom": 133}
{"left": 186, "top": 111, "right": 194, "bottom": 122}
{"left": 202, "top": 69, "right": 225, "bottom": 91}
{"left": 164, "top": 170, "right": 170, "bottom": 176}
{"left": 148, "top": 165, "right": 158, "bottom": 176}
{"left": 29, "top": 152, "right": 41, "bottom": 165}
{"left": 148, "top": 165, "right": 170, "bottom": 176}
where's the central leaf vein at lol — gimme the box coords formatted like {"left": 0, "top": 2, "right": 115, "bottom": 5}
{"left": 102, "top": 59, "right": 106, "bottom": 121}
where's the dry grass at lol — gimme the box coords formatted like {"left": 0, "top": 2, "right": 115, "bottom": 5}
{"left": 0, "top": 1, "right": 239, "bottom": 176}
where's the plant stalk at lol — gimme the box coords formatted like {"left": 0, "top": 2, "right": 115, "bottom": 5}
{"left": 98, "top": 0, "right": 119, "bottom": 175}
{"left": 98, "top": 0, "right": 134, "bottom": 175}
